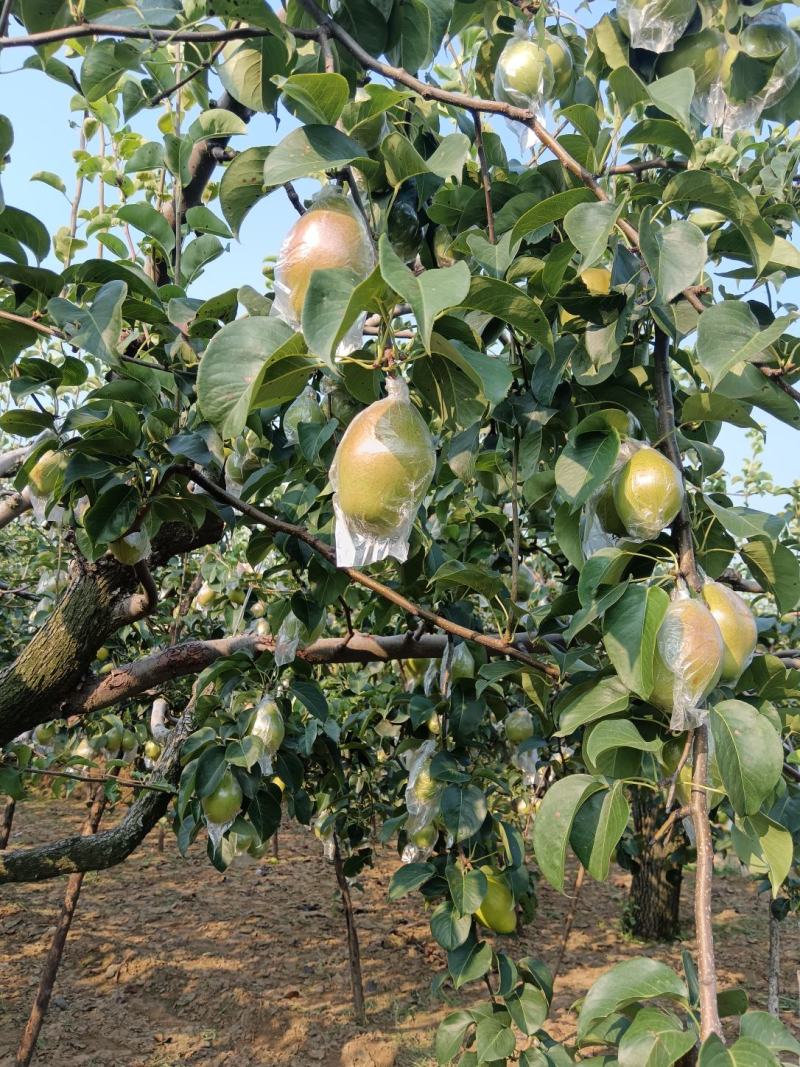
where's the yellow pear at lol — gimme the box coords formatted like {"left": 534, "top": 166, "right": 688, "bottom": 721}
{"left": 505, "top": 708, "right": 534, "bottom": 744}
{"left": 613, "top": 445, "right": 684, "bottom": 540}
{"left": 475, "top": 866, "right": 517, "bottom": 934}
{"left": 700, "top": 582, "right": 757, "bottom": 683}
{"left": 649, "top": 597, "right": 724, "bottom": 712}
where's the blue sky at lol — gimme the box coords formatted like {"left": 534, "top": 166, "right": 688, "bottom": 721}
{"left": 0, "top": 0, "right": 797, "bottom": 511}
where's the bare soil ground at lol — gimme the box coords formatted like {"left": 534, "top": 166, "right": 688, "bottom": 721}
{"left": 0, "top": 796, "right": 797, "bottom": 1067}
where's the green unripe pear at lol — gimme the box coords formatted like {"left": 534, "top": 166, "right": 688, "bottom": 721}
{"left": 494, "top": 37, "right": 555, "bottom": 107}
{"left": 109, "top": 530, "right": 151, "bottom": 566}
{"left": 144, "top": 740, "right": 162, "bottom": 760}
{"left": 613, "top": 445, "right": 684, "bottom": 540}
{"left": 649, "top": 597, "right": 724, "bottom": 711}
{"left": 387, "top": 194, "right": 421, "bottom": 264}
{"left": 95, "top": 646, "right": 110, "bottom": 662}
{"left": 34, "top": 722, "right": 56, "bottom": 744}
{"left": 657, "top": 28, "right": 725, "bottom": 94}
{"left": 594, "top": 482, "right": 627, "bottom": 537}
{"left": 194, "top": 582, "right": 216, "bottom": 608}
{"left": 741, "top": 17, "right": 800, "bottom": 106}
{"left": 700, "top": 582, "right": 757, "bottom": 683}
{"left": 121, "top": 729, "right": 137, "bottom": 753}
{"left": 202, "top": 769, "right": 243, "bottom": 825}
{"left": 104, "top": 725, "right": 124, "bottom": 753}
{"left": 546, "top": 33, "right": 574, "bottom": 95}
{"left": 505, "top": 708, "right": 534, "bottom": 744}
{"left": 475, "top": 866, "right": 517, "bottom": 934}
{"left": 414, "top": 761, "right": 440, "bottom": 801}
{"left": 513, "top": 797, "right": 528, "bottom": 814}
{"left": 332, "top": 383, "right": 436, "bottom": 538}
{"left": 427, "top": 712, "right": 441, "bottom": 736}
{"left": 276, "top": 199, "right": 374, "bottom": 325}
{"left": 28, "top": 451, "right": 68, "bottom": 496}
{"left": 411, "top": 823, "right": 437, "bottom": 849}
{"left": 617, "top": 0, "right": 697, "bottom": 47}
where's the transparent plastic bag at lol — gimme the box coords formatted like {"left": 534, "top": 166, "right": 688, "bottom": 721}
{"left": 581, "top": 439, "right": 684, "bottom": 557}
{"left": 511, "top": 744, "right": 540, "bottom": 786}
{"left": 250, "top": 696, "right": 285, "bottom": 774}
{"left": 271, "top": 186, "right": 375, "bottom": 356}
{"left": 402, "top": 740, "right": 441, "bottom": 863}
{"left": 494, "top": 23, "right": 555, "bottom": 155}
{"left": 312, "top": 812, "right": 336, "bottom": 863}
{"left": 274, "top": 611, "right": 302, "bottom": 667}
{"left": 437, "top": 640, "right": 475, "bottom": 698}
{"left": 283, "top": 385, "right": 324, "bottom": 446}
{"left": 741, "top": 12, "right": 800, "bottom": 111}
{"left": 206, "top": 817, "right": 235, "bottom": 852}
{"left": 617, "top": 0, "right": 697, "bottom": 54}
{"left": 651, "top": 584, "right": 724, "bottom": 731}
{"left": 330, "top": 376, "right": 436, "bottom": 568}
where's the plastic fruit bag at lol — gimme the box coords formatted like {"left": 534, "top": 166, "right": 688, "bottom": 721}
{"left": 330, "top": 376, "right": 436, "bottom": 568}
{"left": 494, "top": 22, "right": 555, "bottom": 153}
{"left": 617, "top": 0, "right": 697, "bottom": 54}
{"left": 650, "top": 584, "right": 724, "bottom": 731}
{"left": 283, "top": 385, "right": 324, "bottom": 446}
{"left": 272, "top": 187, "right": 375, "bottom": 356}
{"left": 274, "top": 611, "right": 302, "bottom": 667}
{"left": 402, "top": 740, "right": 441, "bottom": 863}
{"left": 250, "top": 695, "right": 285, "bottom": 775}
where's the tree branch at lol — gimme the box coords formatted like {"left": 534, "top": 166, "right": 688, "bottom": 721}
{"left": 0, "top": 23, "right": 319, "bottom": 49}
{"left": 0, "top": 444, "right": 35, "bottom": 478}
{"left": 147, "top": 41, "right": 226, "bottom": 107}
{"left": 472, "top": 110, "right": 495, "bottom": 245}
{"left": 0, "top": 702, "right": 194, "bottom": 885}
{"left": 0, "top": 486, "right": 32, "bottom": 530}
{"left": 718, "top": 569, "right": 763, "bottom": 595}
{"left": 166, "top": 466, "right": 559, "bottom": 678}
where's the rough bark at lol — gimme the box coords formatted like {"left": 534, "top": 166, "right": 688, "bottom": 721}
{"left": 0, "top": 706, "right": 191, "bottom": 884}
{"left": 625, "top": 790, "right": 684, "bottom": 942}
{"left": 768, "top": 903, "right": 780, "bottom": 1016}
{"left": 0, "top": 486, "right": 32, "bottom": 529}
{"left": 0, "top": 796, "right": 15, "bottom": 848}
{"left": 333, "top": 837, "right": 366, "bottom": 1025}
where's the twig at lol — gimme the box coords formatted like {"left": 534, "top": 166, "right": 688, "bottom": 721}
{"left": 651, "top": 805, "right": 690, "bottom": 846}
{"left": 691, "top": 725, "right": 722, "bottom": 1040}
{"left": 333, "top": 837, "right": 366, "bottom": 1024}
{"left": 664, "top": 729, "right": 694, "bottom": 812}
{"left": 65, "top": 115, "right": 87, "bottom": 269}
{"left": 0, "top": 797, "right": 15, "bottom": 849}
{"left": 283, "top": 182, "right": 306, "bottom": 216}
{"left": 0, "top": 23, "right": 320, "bottom": 49}
{"left": 599, "top": 157, "right": 687, "bottom": 176}
{"left": 768, "top": 902, "right": 781, "bottom": 1016}
{"left": 147, "top": 41, "right": 226, "bottom": 107}
{"left": 552, "top": 864, "right": 585, "bottom": 982}
{"left": 507, "top": 430, "right": 520, "bottom": 636}
{"left": 19, "top": 766, "right": 176, "bottom": 794}
{"left": 165, "top": 465, "right": 559, "bottom": 678}
{"left": 472, "top": 111, "right": 495, "bottom": 244}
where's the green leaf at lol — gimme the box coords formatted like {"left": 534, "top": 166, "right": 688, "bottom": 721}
{"left": 0, "top": 409, "right": 54, "bottom": 437}
{"left": 379, "top": 235, "right": 470, "bottom": 351}
{"left": 208, "top": 0, "right": 286, "bottom": 32}
{"left": 556, "top": 676, "right": 630, "bottom": 735}
{"left": 533, "top": 774, "right": 605, "bottom": 893}
{"left": 81, "top": 40, "right": 141, "bottom": 101}
{"left": 504, "top": 984, "right": 549, "bottom": 1036}
{"left": 447, "top": 935, "right": 492, "bottom": 989}
{"left": 640, "top": 218, "right": 706, "bottom": 305}
{"left": 621, "top": 118, "right": 694, "bottom": 157}
{"left": 459, "top": 276, "right": 552, "bottom": 351}
{"left": 429, "top": 560, "right": 503, "bottom": 599}
{"left": 647, "top": 69, "right": 695, "bottom": 128}
{"left": 731, "top": 813, "right": 793, "bottom": 896}
{"left": 696, "top": 302, "right": 796, "bottom": 389}
{"left": 510, "top": 188, "right": 596, "bottom": 247}
{"left": 430, "top": 901, "right": 472, "bottom": 950}
{"left": 83, "top": 483, "right": 140, "bottom": 545}
{"left": 555, "top": 431, "right": 620, "bottom": 511}
{"left": 301, "top": 267, "right": 360, "bottom": 365}
{"left": 281, "top": 73, "right": 350, "bottom": 126}
{"left": 447, "top": 861, "right": 488, "bottom": 917}
{"left": 388, "top": 861, "right": 436, "bottom": 900}
{"left": 680, "top": 392, "right": 760, "bottom": 432}
{"left": 739, "top": 1012, "right": 800, "bottom": 1055}
{"left": 197, "top": 317, "right": 316, "bottom": 438}
{"left": 740, "top": 538, "right": 800, "bottom": 613}
{"left": 48, "top": 280, "right": 127, "bottom": 363}
{"left": 618, "top": 1007, "right": 696, "bottom": 1067}
{"left": 435, "top": 1011, "right": 474, "bottom": 1065}
{"left": 709, "top": 700, "right": 783, "bottom": 817}
{"left": 218, "top": 37, "right": 290, "bottom": 113}
{"left": 262, "top": 124, "right": 369, "bottom": 186}
{"left": 577, "top": 959, "right": 688, "bottom": 1042}
{"left": 663, "top": 171, "right": 775, "bottom": 277}
{"left": 0, "top": 205, "right": 51, "bottom": 263}
{"left": 117, "top": 202, "right": 175, "bottom": 254}
{"left": 475, "top": 1016, "right": 516, "bottom": 1063}
{"left": 570, "top": 780, "right": 629, "bottom": 881}
{"left": 30, "top": 170, "right": 66, "bottom": 194}
{"left": 703, "top": 496, "right": 785, "bottom": 544}
{"left": 563, "top": 201, "right": 621, "bottom": 269}
{"left": 219, "top": 146, "right": 271, "bottom": 240}
{"left": 698, "top": 1034, "right": 780, "bottom": 1067}
{"left": 440, "top": 784, "right": 488, "bottom": 843}
{"left": 603, "top": 585, "right": 669, "bottom": 701}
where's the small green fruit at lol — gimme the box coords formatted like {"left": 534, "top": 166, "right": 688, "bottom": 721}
{"left": 617, "top": 0, "right": 697, "bottom": 49}
{"left": 513, "top": 797, "right": 528, "bottom": 815}
{"left": 95, "top": 646, "right": 110, "bottom": 662}
{"left": 283, "top": 386, "right": 324, "bottom": 445}
{"left": 613, "top": 445, "right": 684, "bottom": 540}
{"left": 144, "top": 740, "right": 162, "bottom": 760}
{"left": 121, "top": 729, "right": 137, "bottom": 753}
{"left": 104, "top": 725, "right": 124, "bottom": 753}
{"left": 414, "top": 761, "right": 440, "bottom": 801}
{"left": 28, "top": 451, "right": 68, "bottom": 496}
{"left": 594, "top": 482, "right": 627, "bottom": 537}
{"left": 505, "top": 708, "right": 534, "bottom": 744}
{"left": 494, "top": 38, "right": 555, "bottom": 106}
{"left": 546, "top": 33, "right": 574, "bottom": 95}
{"left": 34, "top": 722, "right": 56, "bottom": 744}
{"left": 411, "top": 823, "right": 437, "bottom": 849}
{"left": 250, "top": 697, "right": 285, "bottom": 754}
{"left": 700, "top": 582, "right": 758, "bottom": 683}
{"left": 475, "top": 866, "right": 517, "bottom": 934}
{"left": 195, "top": 583, "right": 216, "bottom": 608}
{"left": 202, "top": 769, "right": 243, "bottom": 825}
{"left": 109, "top": 531, "right": 151, "bottom": 566}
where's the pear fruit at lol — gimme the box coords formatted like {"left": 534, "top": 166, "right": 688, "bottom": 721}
{"left": 411, "top": 823, "right": 437, "bottom": 849}
{"left": 144, "top": 740, "right": 162, "bottom": 760}
{"left": 594, "top": 481, "right": 628, "bottom": 537}
{"left": 275, "top": 197, "right": 374, "bottom": 326}
{"left": 475, "top": 866, "right": 517, "bottom": 934}
{"left": 284, "top": 386, "right": 324, "bottom": 445}
{"left": 332, "top": 380, "right": 435, "bottom": 538}
{"left": 505, "top": 708, "right": 534, "bottom": 744}
{"left": 617, "top": 0, "right": 697, "bottom": 51}
{"left": 250, "top": 697, "right": 285, "bottom": 754}
{"left": 649, "top": 597, "right": 724, "bottom": 712}
{"left": 546, "top": 33, "right": 574, "bottom": 95}
{"left": 494, "top": 37, "right": 555, "bottom": 107}
{"left": 34, "top": 722, "right": 56, "bottom": 744}
{"left": 28, "top": 451, "right": 68, "bottom": 496}
{"left": 741, "top": 16, "right": 800, "bottom": 108}
{"left": 109, "top": 530, "right": 151, "bottom": 565}
{"left": 202, "top": 769, "right": 243, "bottom": 825}
{"left": 613, "top": 445, "right": 684, "bottom": 540}
{"left": 414, "top": 760, "right": 440, "bottom": 801}
{"left": 700, "top": 582, "right": 757, "bottom": 683}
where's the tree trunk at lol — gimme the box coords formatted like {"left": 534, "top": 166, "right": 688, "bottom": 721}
{"left": 0, "top": 797, "right": 15, "bottom": 849}
{"left": 333, "top": 837, "right": 366, "bottom": 1025}
{"left": 624, "top": 789, "right": 684, "bottom": 942}
{"left": 768, "top": 903, "right": 780, "bottom": 1016}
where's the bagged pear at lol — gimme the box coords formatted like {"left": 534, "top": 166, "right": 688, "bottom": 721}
{"left": 616, "top": 0, "right": 697, "bottom": 54}
{"left": 649, "top": 586, "right": 724, "bottom": 730}
{"left": 330, "top": 376, "right": 436, "bottom": 567}
{"left": 272, "top": 187, "right": 375, "bottom": 354}
{"left": 494, "top": 22, "right": 555, "bottom": 153}
{"left": 700, "top": 580, "right": 757, "bottom": 684}
{"left": 283, "top": 385, "right": 324, "bottom": 445}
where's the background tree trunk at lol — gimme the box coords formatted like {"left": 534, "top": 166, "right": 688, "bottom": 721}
{"left": 624, "top": 789, "right": 684, "bottom": 942}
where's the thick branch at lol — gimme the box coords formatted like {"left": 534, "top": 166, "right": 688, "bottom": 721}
{"left": 0, "top": 704, "right": 193, "bottom": 885}
{"left": 0, "top": 444, "right": 34, "bottom": 478}
{"left": 0, "top": 23, "right": 318, "bottom": 48}
{"left": 0, "top": 486, "right": 32, "bottom": 530}
{"left": 718, "top": 569, "right": 763, "bottom": 595}
{"left": 166, "top": 466, "right": 559, "bottom": 679}
{"left": 691, "top": 726, "right": 723, "bottom": 1040}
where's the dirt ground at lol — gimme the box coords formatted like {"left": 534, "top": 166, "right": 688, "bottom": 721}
{"left": 0, "top": 797, "right": 797, "bottom": 1067}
